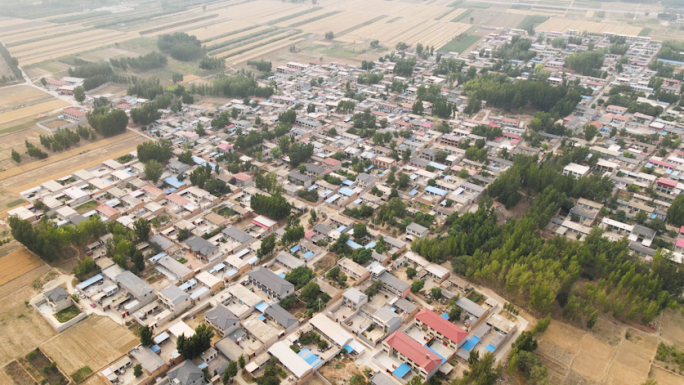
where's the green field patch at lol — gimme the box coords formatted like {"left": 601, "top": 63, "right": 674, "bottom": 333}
{"left": 74, "top": 201, "right": 98, "bottom": 214}
{"left": 639, "top": 28, "right": 651, "bottom": 36}
{"left": 71, "top": 366, "right": 92, "bottom": 383}
{"left": 387, "top": 16, "right": 402, "bottom": 23}
{"left": 210, "top": 29, "right": 288, "bottom": 55}
{"left": 320, "top": 44, "right": 361, "bottom": 58}
{"left": 439, "top": 33, "right": 480, "bottom": 53}
{"left": 435, "top": 8, "right": 456, "bottom": 20}
{"left": 6, "top": 199, "right": 25, "bottom": 208}
{"left": 207, "top": 27, "right": 280, "bottom": 52}
{"left": 517, "top": 15, "right": 549, "bottom": 33}
{"left": 452, "top": 9, "right": 474, "bottom": 22}
{"left": 54, "top": 305, "right": 81, "bottom": 323}
{"left": 201, "top": 25, "right": 259, "bottom": 43}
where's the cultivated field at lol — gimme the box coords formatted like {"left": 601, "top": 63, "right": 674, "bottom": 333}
{"left": 0, "top": 249, "right": 44, "bottom": 287}
{"left": 535, "top": 17, "right": 643, "bottom": 35}
{"left": 0, "top": 259, "right": 55, "bottom": 367}
{"left": 40, "top": 316, "right": 138, "bottom": 374}
{"left": 0, "top": 86, "right": 52, "bottom": 112}
{"left": 536, "top": 317, "right": 661, "bottom": 385}
{"left": 0, "top": 99, "right": 70, "bottom": 126}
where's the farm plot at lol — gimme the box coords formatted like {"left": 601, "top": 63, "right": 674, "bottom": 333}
{"left": 0, "top": 99, "right": 70, "bottom": 126}
{"left": 0, "top": 86, "right": 52, "bottom": 112}
{"left": 211, "top": 0, "right": 302, "bottom": 24}
{"left": 0, "top": 248, "right": 44, "bottom": 287}
{"left": 535, "top": 17, "right": 642, "bottom": 35}
{"left": 187, "top": 19, "right": 254, "bottom": 41}
{"left": 273, "top": 8, "right": 332, "bottom": 28}
{"left": 20, "top": 33, "right": 138, "bottom": 66}
{"left": 204, "top": 25, "right": 272, "bottom": 48}
{"left": 11, "top": 29, "right": 125, "bottom": 57}
{"left": 40, "top": 316, "right": 139, "bottom": 375}
{"left": 0, "top": 271, "right": 56, "bottom": 366}
{"left": 536, "top": 318, "right": 657, "bottom": 385}
{"left": 298, "top": 11, "right": 378, "bottom": 35}
{"left": 0, "top": 24, "right": 83, "bottom": 45}
{"left": 227, "top": 34, "right": 309, "bottom": 64}
{"left": 211, "top": 29, "right": 292, "bottom": 58}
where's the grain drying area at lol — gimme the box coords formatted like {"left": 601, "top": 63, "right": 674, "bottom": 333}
{"left": 535, "top": 17, "right": 643, "bottom": 35}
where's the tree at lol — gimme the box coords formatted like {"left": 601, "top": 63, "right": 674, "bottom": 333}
{"left": 449, "top": 306, "right": 462, "bottom": 321}
{"left": 73, "top": 86, "right": 86, "bottom": 103}
{"left": 351, "top": 248, "right": 372, "bottom": 265}
{"left": 353, "top": 222, "right": 369, "bottom": 241}
{"left": 289, "top": 142, "right": 315, "bottom": 167}
{"left": 431, "top": 287, "right": 442, "bottom": 299}
{"left": 133, "top": 218, "right": 151, "bottom": 243}
{"left": 584, "top": 124, "right": 599, "bottom": 141}
{"left": 134, "top": 364, "right": 143, "bottom": 377}
{"left": 411, "top": 279, "right": 424, "bottom": 293}
{"left": 40, "top": 77, "right": 47, "bottom": 87}
{"left": 140, "top": 325, "right": 154, "bottom": 347}
{"left": 87, "top": 107, "right": 128, "bottom": 137}
{"left": 533, "top": 314, "right": 551, "bottom": 334}
{"left": 238, "top": 355, "right": 245, "bottom": 369}
{"left": 130, "top": 103, "right": 161, "bottom": 125}
{"left": 586, "top": 309, "right": 599, "bottom": 329}
{"left": 222, "top": 361, "right": 238, "bottom": 384}
{"left": 406, "top": 267, "right": 417, "bottom": 279}
{"left": 11, "top": 149, "right": 20, "bottom": 163}
{"left": 144, "top": 160, "right": 163, "bottom": 183}
{"left": 257, "top": 234, "right": 276, "bottom": 258}
{"left": 667, "top": 194, "right": 684, "bottom": 226}
{"left": 402, "top": 148, "right": 411, "bottom": 162}
{"left": 251, "top": 194, "right": 291, "bottom": 220}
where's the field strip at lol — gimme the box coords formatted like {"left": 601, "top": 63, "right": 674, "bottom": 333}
{"left": 4, "top": 134, "right": 147, "bottom": 195}
{"left": 1, "top": 24, "right": 82, "bottom": 43}
{"left": 337, "top": 15, "right": 388, "bottom": 37}
{"left": 21, "top": 33, "right": 138, "bottom": 66}
{"left": 229, "top": 35, "right": 309, "bottom": 63}
{"left": 15, "top": 31, "right": 129, "bottom": 61}
{"left": 0, "top": 99, "right": 70, "bottom": 126}
{"left": 219, "top": 30, "right": 301, "bottom": 59}
{"left": 10, "top": 29, "right": 123, "bottom": 55}
{"left": 140, "top": 14, "right": 220, "bottom": 34}
{"left": 203, "top": 25, "right": 268, "bottom": 46}
{"left": 190, "top": 20, "right": 255, "bottom": 41}
{"left": 274, "top": 9, "right": 329, "bottom": 28}
{"left": 210, "top": 29, "right": 288, "bottom": 56}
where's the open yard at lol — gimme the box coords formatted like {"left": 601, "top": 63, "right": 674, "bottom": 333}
{"left": 40, "top": 316, "right": 138, "bottom": 375}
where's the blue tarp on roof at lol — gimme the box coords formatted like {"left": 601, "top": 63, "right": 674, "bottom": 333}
{"left": 409, "top": 189, "right": 419, "bottom": 196}
{"left": 303, "top": 251, "right": 314, "bottom": 259}
{"left": 165, "top": 176, "right": 185, "bottom": 188}
{"left": 338, "top": 187, "right": 355, "bottom": 196}
{"left": 326, "top": 194, "right": 340, "bottom": 203}
{"left": 486, "top": 344, "right": 496, "bottom": 352}
{"left": 346, "top": 240, "right": 362, "bottom": 249}
{"left": 343, "top": 180, "right": 355, "bottom": 186}
{"left": 197, "top": 362, "right": 208, "bottom": 370}
{"left": 226, "top": 269, "right": 238, "bottom": 277}
{"left": 308, "top": 184, "right": 319, "bottom": 191}
{"left": 425, "top": 186, "right": 448, "bottom": 196}
{"left": 258, "top": 315, "right": 266, "bottom": 321}
{"left": 424, "top": 346, "right": 446, "bottom": 364}
{"left": 428, "top": 162, "right": 447, "bottom": 171}
{"left": 151, "top": 345, "right": 161, "bottom": 354}
{"left": 336, "top": 225, "right": 347, "bottom": 232}
{"left": 462, "top": 336, "right": 480, "bottom": 352}
{"left": 365, "top": 242, "right": 376, "bottom": 249}
{"left": 304, "top": 353, "right": 319, "bottom": 365}
{"left": 76, "top": 274, "right": 103, "bottom": 290}
{"left": 298, "top": 348, "right": 310, "bottom": 357}
{"left": 343, "top": 345, "right": 353, "bottom": 353}
{"left": 393, "top": 363, "right": 411, "bottom": 378}
{"left": 255, "top": 302, "right": 269, "bottom": 313}
{"left": 278, "top": 273, "right": 286, "bottom": 279}
{"left": 291, "top": 245, "right": 301, "bottom": 253}
{"left": 441, "top": 312, "right": 449, "bottom": 320}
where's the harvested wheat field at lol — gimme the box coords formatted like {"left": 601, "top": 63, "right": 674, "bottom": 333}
{"left": 40, "top": 316, "right": 138, "bottom": 374}
{"left": 535, "top": 18, "right": 642, "bottom": 35}
{"left": 0, "top": 86, "right": 53, "bottom": 112}
{"left": 0, "top": 272, "right": 56, "bottom": 366}
{"left": 0, "top": 249, "right": 44, "bottom": 287}
{"left": 0, "top": 99, "right": 70, "bottom": 126}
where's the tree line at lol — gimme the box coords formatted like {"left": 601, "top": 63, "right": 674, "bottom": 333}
{"left": 109, "top": 52, "right": 168, "bottom": 72}
{"left": 157, "top": 32, "right": 204, "bottom": 61}
{"left": 250, "top": 194, "right": 291, "bottom": 221}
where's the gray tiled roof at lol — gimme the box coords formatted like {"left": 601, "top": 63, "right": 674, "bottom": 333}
{"left": 45, "top": 286, "right": 69, "bottom": 302}
{"left": 248, "top": 267, "right": 294, "bottom": 296}
{"left": 264, "top": 303, "right": 298, "bottom": 329}
{"left": 205, "top": 304, "right": 239, "bottom": 332}
{"left": 115, "top": 271, "right": 154, "bottom": 299}
{"left": 186, "top": 236, "right": 218, "bottom": 256}
{"left": 222, "top": 225, "right": 253, "bottom": 243}
{"left": 168, "top": 360, "right": 203, "bottom": 385}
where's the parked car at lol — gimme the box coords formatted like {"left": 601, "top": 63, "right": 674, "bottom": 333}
{"left": 90, "top": 303, "right": 96, "bottom": 308}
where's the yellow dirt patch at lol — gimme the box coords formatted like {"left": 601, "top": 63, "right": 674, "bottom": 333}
{"left": 179, "top": 74, "right": 201, "bottom": 84}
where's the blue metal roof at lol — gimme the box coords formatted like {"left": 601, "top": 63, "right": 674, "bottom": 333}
{"left": 346, "top": 240, "right": 362, "bottom": 249}
{"left": 338, "top": 187, "right": 355, "bottom": 196}
{"left": 393, "top": 363, "right": 411, "bottom": 378}
{"left": 462, "top": 336, "right": 480, "bottom": 351}
{"left": 76, "top": 274, "right": 103, "bottom": 290}
{"left": 425, "top": 186, "right": 447, "bottom": 196}
{"left": 164, "top": 176, "right": 185, "bottom": 188}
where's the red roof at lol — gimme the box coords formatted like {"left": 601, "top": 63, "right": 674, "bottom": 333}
{"left": 96, "top": 204, "right": 118, "bottom": 217}
{"left": 234, "top": 172, "right": 252, "bottom": 182}
{"left": 63, "top": 107, "right": 86, "bottom": 117}
{"left": 415, "top": 308, "right": 468, "bottom": 344}
{"left": 384, "top": 331, "right": 442, "bottom": 372}
{"left": 657, "top": 177, "right": 678, "bottom": 188}
{"left": 677, "top": 238, "right": 684, "bottom": 248}
{"left": 650, "top": 159, "right": 677, "bottom": 169}
{"left": 323, "top": 158, "right": 341, "bottom": 166}
{"left": 167, "top": 193, "right": 190, "bottom": 206}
